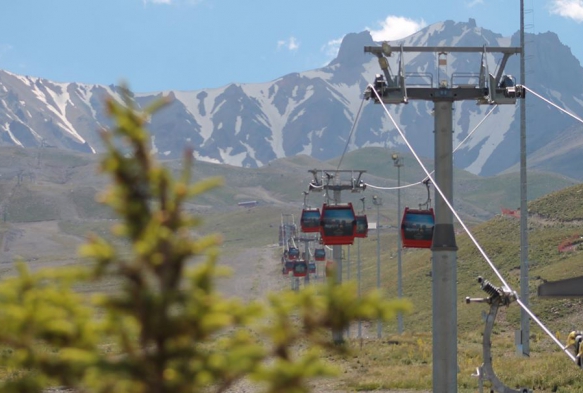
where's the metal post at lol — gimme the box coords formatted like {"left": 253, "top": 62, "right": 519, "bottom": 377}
{"left": 358, "top": 197, "right": 365, "bottom": 339}
{"left": 332, "top": 189, "right": 344, "bottom": 344}
{"left": 392, "top": 154, "right": 404, "bottom": 334}
{"left": 357, "top": 237, "right": 362, "bottom": 338}
{"left": 304, "top": 238, "right": 310, "bottom": 286}
{"left": 519, "top": 0, "right": 530, "bottom": 357}
{"left": 346, "top": 245, "right": 351, "bottom": 338}
{"left": 347, "top": 245, "right": 351, "bottom": 281}
{"left": 432, "top": 100, "right": 458, "bottom": 393}
{"left": 373, "top": 195, "right": 382, "bottom": 338}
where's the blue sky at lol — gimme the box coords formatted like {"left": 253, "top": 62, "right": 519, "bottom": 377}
{"left": 0, "top": 0, "right": 581, "bottom": 93}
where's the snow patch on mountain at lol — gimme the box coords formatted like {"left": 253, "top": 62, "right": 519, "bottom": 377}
{"left": 1, "top": 20, "right": 583, "bottom": 178}
{"left": 463, "top": 105, "right": 515, "bottom": 174}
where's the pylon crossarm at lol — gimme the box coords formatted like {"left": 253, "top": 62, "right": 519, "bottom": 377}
{"left": 364, "top": 43, "right": 524, "bottom": 105}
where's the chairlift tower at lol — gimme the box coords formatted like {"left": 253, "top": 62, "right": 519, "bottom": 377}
{"left": 365, "top": 43, "right": 524, "bottom": 393}
{"left": 308, "top": 169, "right": 366, "bottom": 344}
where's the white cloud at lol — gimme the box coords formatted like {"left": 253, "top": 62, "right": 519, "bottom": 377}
{"left": 142, "top": 0, "right": 204, "bottom": 5}
{"left": 277, "top": 36, "right": 300, "bottom": 52}
{"left": 0, "top": 43, "right": 12, "bottom": 59}
{"left": 367, "top": 15, "right": 427, "bottom": 41}
{"left": 320, "top": 36, "right": 343, "bottom": 63}
{"left": 549, "top": 0, "right": 583, "bottom": 22}
{"left": 465, "top": 0, "right": 484, "bottom": 7}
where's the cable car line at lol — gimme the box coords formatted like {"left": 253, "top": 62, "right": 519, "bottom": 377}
{"left": 368, "top": 83, "right": 577, "bottom": 363}
{"left": 523, "top": 86, "right": 583, "bottom": 124}
{"left": 364, "top": 104, "right": 499, "bottom": 191}
{"left": 334, "top": 96, "right": 366, "bottom": 177}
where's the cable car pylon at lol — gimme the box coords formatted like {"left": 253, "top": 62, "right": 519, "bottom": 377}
{"left": 365, "top": 41, "right": 524, "bottom": 392}
{"left": 307, "top": 169, "right": 366, "bottom": 344}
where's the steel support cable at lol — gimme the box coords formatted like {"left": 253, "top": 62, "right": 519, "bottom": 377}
{"left": 335, "top": 96, "right": 366, "bottom": 175}
{"left": 305, "top": 97, "right": 365, "bottom": 194}
{"left": 515, "top": 297, "right": 576, "bottom": 361}
{"left": 364, "top": 104, "right": 498, "bottom": 191}
{"left": 368, "top": 84, "right": 577, "bottom": 362}
{"left": 523, "top": 86, "right": 583, "bottom": 124}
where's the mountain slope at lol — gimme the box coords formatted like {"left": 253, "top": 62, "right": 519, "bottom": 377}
{"left": 1, "top": 20, "right": 583, "bottom": 178}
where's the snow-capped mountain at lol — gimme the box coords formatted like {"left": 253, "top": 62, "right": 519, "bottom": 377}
{"left": 1, "top": 19, "right": 583, "bottom": 178}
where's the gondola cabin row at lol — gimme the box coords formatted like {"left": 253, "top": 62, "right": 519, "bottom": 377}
{"left": 314, "top": 248, "right": 326, "bottom": 261}
{"left": 320, "top": 203, "right": 357, "bottom": 245}
{"left": 283, "top": 260, "right": 314, "bottom": 277}
{"left": 300, "top": 208, "right": 321, "bottom": 233}
{"left": 293, "top": 260, "right": 308, "bottom": 277}
{"left": 401, "top": 207, "right": 435, "bottom": 249}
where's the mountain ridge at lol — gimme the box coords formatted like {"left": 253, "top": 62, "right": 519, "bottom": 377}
{"left": 1, "top": 20, "right": 583, "bottom": 178}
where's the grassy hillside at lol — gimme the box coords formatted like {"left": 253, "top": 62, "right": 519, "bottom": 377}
{"left": 0, "top": 145, "right": 582, "bottom": 391}
{"left": 330, "top": 147, "right": 578, "bottom": 220}
{"left": 326, "top": 182, "right": 583, "bottom": 392}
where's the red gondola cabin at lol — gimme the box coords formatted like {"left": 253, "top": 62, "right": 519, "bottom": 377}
{"left": 288, "top": 247, "right": 300, "bottom": 260}
{"left": 314, "top": 247, "right": 326, "bottom": 261}
{"left": 401, "top": 207, "right": 435, "bottom": 248}
{"left": 319, "top": 203, "right": 356, "bottom": 245}
{"left": 283, "top": 260, "right": 294, "bottom": 275}
{"left": 355, "top": 215, "right": 368, "bottom": 238}
{"left": 308, "top": 262, "right": 316, "bottom": 274}
{"left": 300, "top": 208, "right": 321, "bottom": 233}
{"left": 293, "top": 260, "right": 308, "bottom": 277}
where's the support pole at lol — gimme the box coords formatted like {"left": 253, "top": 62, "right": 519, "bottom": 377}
{"left": 432, "top": 100, "right": 458, "bottom": 393}
{"left": 332, "top": 189, "right": 344, "bottom": 344}
{"left": 303, "top": 238, "right": 310, "bottom": 285}
{"left": 373, "top": 195, "right": 382, "bottom": 338}
{"left": 346, "top": 245, "right": 351, "bottom": 338}
{"left": 392, "top": 154, "right": 404, "bottom": 334}
{"left": 519, "top": 0, "right": 530, "bottom": 357}
{"left": 357, "top": 237, "right": 362, "bottom": 338}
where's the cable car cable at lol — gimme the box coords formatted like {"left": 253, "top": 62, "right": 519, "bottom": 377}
{"left": 523, "top": 86, "right": 583, "bottom": 124}
{"left": 335, "top": 96, "right": 366, "bottom": 176}
{"left": 364, "top": 104, "right": 498, "bottom": 191}
{"left": 368, "top": 84, "right": 578, "bottom": 363}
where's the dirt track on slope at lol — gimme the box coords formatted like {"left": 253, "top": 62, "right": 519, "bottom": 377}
{"left": 215, "top": 244, "right": 430, "bottom": 393}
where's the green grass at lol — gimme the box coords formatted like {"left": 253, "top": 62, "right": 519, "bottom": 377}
{"left": 319, "top": 182, "right": 583, "bottom": 392}
{"left": 322, "top": 332, "right": 583, "bottom": 392}
{"left": 529, "top": 183, "right": 583, "bottom": 221}
{"left": 68, "top": 186, "right": 117, "bottom": 219}
{"left": 58, "top": 220, "right": 120, "bottom": 243}
{"left": 5, "top": 185, "right": 60, "bottom": 222}
{"left": 1, "top": 145, "right": 583, "bottom": 391}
